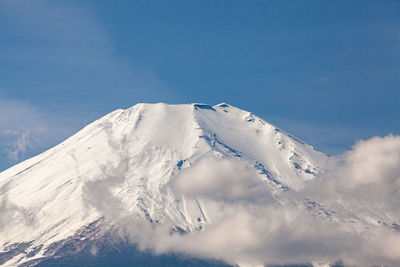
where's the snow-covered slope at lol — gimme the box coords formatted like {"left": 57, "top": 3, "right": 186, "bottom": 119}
{"left": 0, "top": 102, "right": 334, "bottom": 266}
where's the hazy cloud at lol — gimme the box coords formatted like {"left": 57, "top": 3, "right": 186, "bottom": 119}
{"left": 0, "top": 182, "right": 36, "bottom": 230}
{"left": 5, "top": 130, "right": 34, "bottom": 162}
{"left": 83, "top": 159, "right": 130, "bottom": 220}
{"left": 173, "top": 157, "right": 274, "bottom": 203}
{"left": 82, "top": 121, "right": 136, "bottom": 225}
{"left": 0, "top": 98, "right": 85, "bottom": 170}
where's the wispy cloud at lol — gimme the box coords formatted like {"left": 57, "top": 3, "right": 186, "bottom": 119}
{"left": 0, "top": 98, "right": 86, "bottom": 170}
{"left": 0, "top": 182, "right": 37, "bottom": 230}
{"left": 5, "top": 130, "right": 34, "bottom": 162}
{"left": 173, "top": 157, "right": 273, "bottom": 203}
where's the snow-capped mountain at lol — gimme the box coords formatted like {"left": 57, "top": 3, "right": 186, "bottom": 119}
{"left": 0, "top": 103, "right": 398, "bottom": 267}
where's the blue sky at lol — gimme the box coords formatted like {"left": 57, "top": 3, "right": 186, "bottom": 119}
{"left": 0, "top": 0, "right": 399, "bottom": 170}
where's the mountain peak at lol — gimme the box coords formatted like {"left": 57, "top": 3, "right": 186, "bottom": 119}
{"left": 0, "top": 102, "right": 328, "bottom": 266}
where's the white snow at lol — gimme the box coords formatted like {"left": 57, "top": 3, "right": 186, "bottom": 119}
{"left": 0, "top": 102, "right": 396, "bottom": 266}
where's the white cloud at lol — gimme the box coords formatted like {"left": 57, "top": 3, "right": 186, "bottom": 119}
{"left": 151, "top": 206, "right": 359, "bottom": 266}
{"left": 173, "top": 157, "right": 273, "bottom": 203}
{"left": 338, "top": 135, "right": 400, "bottom": 188}
{"left": 130, "top": 139, "right": 400, "bottom": 266}
{"left": 307, "top": 135, "right": 400, "bottom": 215}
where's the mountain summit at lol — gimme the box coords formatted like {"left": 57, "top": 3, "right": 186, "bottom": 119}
{"left": 0, "top": 103, "right": 328, "bottom": 266}
{"left": 1, "top": 103, "right": 398, "bottom": 267}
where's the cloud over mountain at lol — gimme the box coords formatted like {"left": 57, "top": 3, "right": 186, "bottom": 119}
{"left": 0, "top": 103, "right": 399, "bottom": 266}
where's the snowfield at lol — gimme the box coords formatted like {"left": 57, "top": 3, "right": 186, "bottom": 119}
{"left": 0, "top": 103, "right": 399, "bottom": 266}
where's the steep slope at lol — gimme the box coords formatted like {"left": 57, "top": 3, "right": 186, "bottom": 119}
{"left": 0, "top": 103, "right": 330, "bottom": 266}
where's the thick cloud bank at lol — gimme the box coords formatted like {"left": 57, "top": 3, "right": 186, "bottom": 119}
{"left": 84, "top": 135, "right": 400, "bottom": 266}
{"left": 321, "top": 135, "right": 400, "bottom": 206}
{"left": 307, "top": 135, "right": 400, "bottom": 223}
